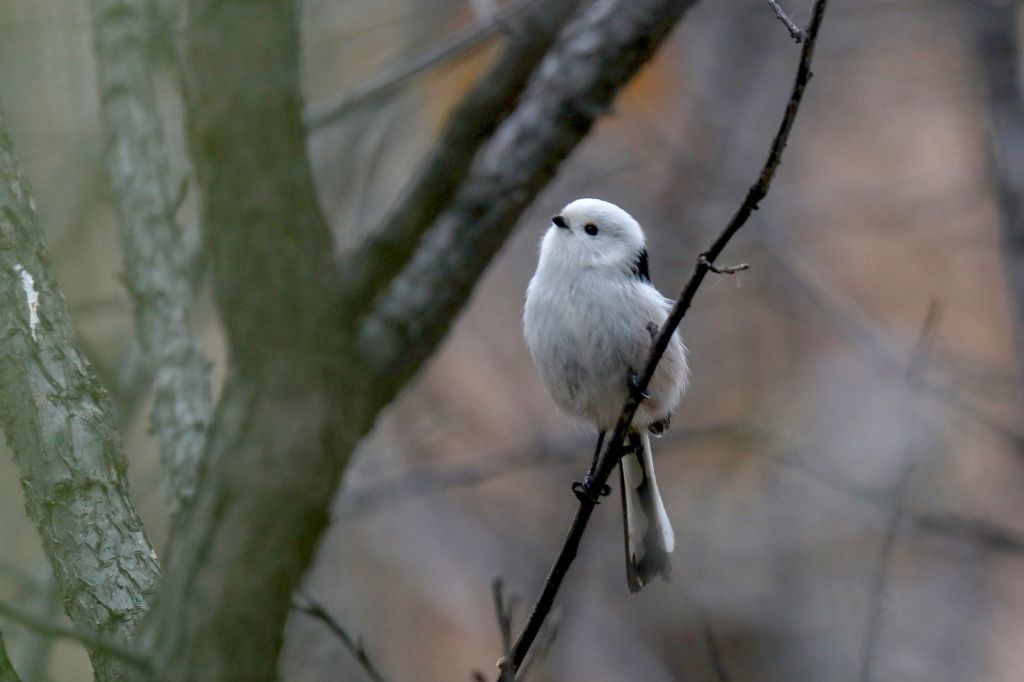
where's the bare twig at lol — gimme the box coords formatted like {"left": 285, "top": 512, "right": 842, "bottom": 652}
{"left": 489, "top": 578, "right": 560, "bottom": 681}
{"left": 699, "top": 254, "right": 750, "bottom": 275}
{"left": 293, "top": 591, "right": 389, "bottom": 682}
{"left": 305, "top": 0, "right": 541, "bottom": 130}
{"left": 496, "top": 3, "right": 829, "bottom": 678}
{"left": 492, "top": 578, "right": 518, "bottom": 653}
{"left": 767, "top": 0, "right": 804, "bottom": 42}
{"left": 0, "top": 600, "right": 150, "bottom": 673}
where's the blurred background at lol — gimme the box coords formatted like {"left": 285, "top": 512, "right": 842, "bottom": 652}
{"left": 2, "top": 0, "right": 1024, "bottom": 680}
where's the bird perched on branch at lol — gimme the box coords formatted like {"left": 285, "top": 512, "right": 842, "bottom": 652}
{"left": 523, "top": 198, "right": 689, "bottom": 592}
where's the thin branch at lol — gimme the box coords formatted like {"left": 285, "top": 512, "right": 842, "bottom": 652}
{"left": 0, "top": 600, "right": 150, "bottom": 673}
{"left": 90, "top": 0, "right": 213, "bottom": 522}
{"left": 293, "top": 591, "right": 389, "bottom": 682}
{"left": 0, "top": 111, "right": 160, "bottom": 682}
{"left": 491, "top": 578, "right": 517, "bottom": 653}
{"left": 0, "top": 630, "right": 21, "bottom": 682}
{"left": 913, "top": 514, "right": 1024, "bottom": 556}
{"left": 496, "top": 2, "right": 829, "bottom": 678}
{"left": 767, "top": 0, "right": 804, "bottom": 42}
{"left": 859, "top": 304, "right": 940, "bottom": 682}
{"left": 858, "top": 463, "right": 913, "bottom": 682}
{"left": 305, "top": 0, "right": 541, "bottom": 130}
{"left": 698, "top": 254, "right": 749, "bottom": 275}
{"left": 489, "top": 578, "right": 560, "bottom": 682}
{"left": 339, "top": 0, "right": 583, "bottom": 314}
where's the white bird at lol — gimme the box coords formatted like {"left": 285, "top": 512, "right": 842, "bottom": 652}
{"left": 523, "top": 198, "right": 689, "bottom": 592}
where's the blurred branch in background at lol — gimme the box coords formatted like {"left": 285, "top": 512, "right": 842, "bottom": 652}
{"left": 755, "top": 226, "right": 1024, "bottom": 447}
{"left": 0, "top": 631, "right": 20, "bottom": 682}
{"left": 484, "top": 578, "right": 561, "bottom": 681}
{"left": 5, "top": 565, "right": 60, "bottom": 682}
{"left": 358, "top": 0, "right": 701, "bottom": 380}
{"left": 89, "top": 0, "right": 213, "bottom": 522}
{"left": 698, "top": 607, "right": 734, "bottom": 682}
{"left": 339, "top": 0, "right": 583, "bottom": 315}
{"left": 766, "top": 441, "right": 1024, "bottom": 558}
{"left": 974, "top": 1, "right": 1024, "bottom": 397}
{"left": 293, "top": 591, "right": 390, "bottom": 682}
{"left": 0, "top": 111, "right": 159, "bottom": 682}
{"left": 336, "top": 422, "right": 738, "bottom": 519}
{"left": 859, "top": 304, "right": 940, "bottom": 682}
{"left": 914, "top": 514, "right": 1024, "bottom": 556}
{"left": 497, "top": 2, "right": 830, "bottom": 678}
{"left": 0, "top": 600, "right": 150, "bottom": 674}
{"left": 306, "top": 0, "right": 542, "bottom": 130}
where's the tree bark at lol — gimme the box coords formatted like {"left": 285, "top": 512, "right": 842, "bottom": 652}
{"left": 137, "top": 1, "right": 701, "bottom": 679}
{"left": 90, "top": 0, "right": 214, "bottom": 521}
{"left": 138, "top": 3, "right": 365, "bottom": 680}
{"left": 0, "top": 112, "right": 160, "bottom": 682}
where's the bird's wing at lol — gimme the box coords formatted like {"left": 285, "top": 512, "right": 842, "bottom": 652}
{"left": 630, "top": 248, "right": 651, "bottom": 283}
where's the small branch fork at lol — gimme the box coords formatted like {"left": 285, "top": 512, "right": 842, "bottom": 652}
{"left": 486, "top": 578, "right": 561, "bottom": 681}
{"left": 698, "top": 254, "right": 749, "bottom": 275}
{"left": 768, "top": 0, "right": 804, "bottom": 43}
{"left": 495, "top": 2, "right": 829, "bottom": 679}
{"left": 293, "top": 590, "right": 389, "bottom": 682}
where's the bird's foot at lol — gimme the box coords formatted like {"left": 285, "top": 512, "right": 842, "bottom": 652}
{"left": 627, "top": 371, "right": 649, "bottom": 402}
{"left": 572, "top": 477, "right": 612, "bottom": 503}
{"left": 649, "top": 416, "right": 670, "bottom": 436}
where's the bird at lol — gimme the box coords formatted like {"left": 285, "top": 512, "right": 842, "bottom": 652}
{"left": 523, "top": 198, "right": 689, "bottom": 592}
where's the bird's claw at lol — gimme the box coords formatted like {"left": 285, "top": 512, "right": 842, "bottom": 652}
{"left": 572, "top": 478, "right": 611, "bottom": 503}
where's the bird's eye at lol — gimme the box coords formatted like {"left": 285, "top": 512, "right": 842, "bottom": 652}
{"left": 584, "top": 223, "right": 599, "bottom": 236}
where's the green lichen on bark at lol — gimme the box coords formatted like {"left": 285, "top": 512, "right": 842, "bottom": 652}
{"left": 0, "top": 631, "right": 22, "bottom": 682}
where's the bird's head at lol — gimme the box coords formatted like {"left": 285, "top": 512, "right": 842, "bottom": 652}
{"left": 539, "top": 198, "right": 646, "bottom": 273}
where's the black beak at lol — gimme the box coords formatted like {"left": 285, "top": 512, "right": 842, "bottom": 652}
{"left": 552, "top": 215, "right": 568, "bottom": 229}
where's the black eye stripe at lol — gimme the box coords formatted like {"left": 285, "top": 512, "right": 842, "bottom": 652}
{"left": 584, "top": 223, "right": 598, "bottom": 236}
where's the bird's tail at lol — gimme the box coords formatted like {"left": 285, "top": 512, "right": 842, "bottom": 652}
{"left": 619, "top": 431, "right": 675, "bottom": 592}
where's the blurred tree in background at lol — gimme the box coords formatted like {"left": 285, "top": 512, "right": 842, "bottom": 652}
{"left": 1, "top": 1, "right": 1024, "bottom": 681}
